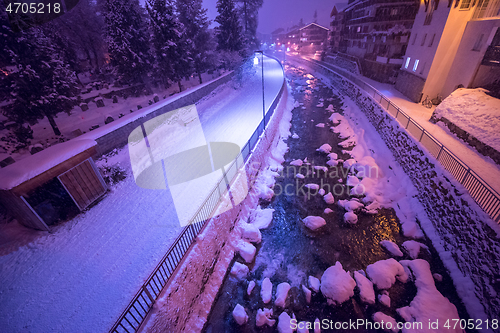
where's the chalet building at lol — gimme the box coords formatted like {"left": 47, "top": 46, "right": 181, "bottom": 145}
{"left": 280, "top": 23, "right": 330, "bottom": 54}
{"left": 342, "top": 0, "right": 419, "bottom": 82}
{"left": 395, "top": 0, "right": 500, "bottom": 102}
{"left": 329, "top": 6, "right": 346, "bottom": 53}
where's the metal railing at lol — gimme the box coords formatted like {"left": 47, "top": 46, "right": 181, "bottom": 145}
{"left": 305, "top": 57, "right": 500, "bottom": 223}
{"left": 110, "top": 58, "right": 286, "bottom": 333}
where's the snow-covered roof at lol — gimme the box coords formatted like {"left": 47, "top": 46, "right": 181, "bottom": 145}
{"left": 299, "top": 22, "right": 330, "bottom": 32}
{"left": 0, "top": 139, "right": 97, "bottom": 190}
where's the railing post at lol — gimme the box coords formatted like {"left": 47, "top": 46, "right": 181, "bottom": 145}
{"left": 436, "top": 145, "right": 444, "bottom": 160}
{"left": 142, "top": 286, "right": 155, "bottom": 305}
{"left": 462, "top": 168, "right": 471, "bottom": 184}
{"left": 406, "top": 118, "right": 410, "bottom": 129}
{"left": 419, "top": 130, "right": 425, "bottom": 142}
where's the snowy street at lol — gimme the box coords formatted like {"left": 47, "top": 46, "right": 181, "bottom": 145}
{"left": 0, "top": 56, "right": 284, "bottom": 333}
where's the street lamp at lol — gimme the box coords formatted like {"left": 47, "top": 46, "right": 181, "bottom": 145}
{"left": 254, "top": 50, "right": 265, "bottom": 128}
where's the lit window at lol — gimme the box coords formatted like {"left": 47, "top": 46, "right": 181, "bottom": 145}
{"left": 413, "top": 59, "right": 419, "bottom": 72}
{"left": 405, "top": 57, "right": 411, "bottom": 69}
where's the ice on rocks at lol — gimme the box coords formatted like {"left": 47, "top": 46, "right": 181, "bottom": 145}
{"left": 316, "top": 143, "right": 332, "bottom": 154}
{"left": 303, "top": 216, "right": 326, "bottom": 230}
{"left": 324, "top": 192, "right": 335, "bottom": 204}
{"left": 366, "top": 258, "right": 408, "bottom": 289}
{"left": 275, "top": 282, "right": 291, "bottom": 308}
{"left": 237, "top": 240, "right": 256, "bottom": 263}
{"left": 402, "top": 240, "right": 428, "bottom": 259}
{"left": 308, "top": 276, "right": 320, "bottom": 292}
{"left": 380, "top": 240, "right": 404, "bottom": 257}
{"left": 232, "top": 304, "right": 248, "bottom": 325}
{"left": 261, "top": 277, "right": 273, "bottom": 304}
{"left": 256, "top": 308, "right": 275, "bottom": 327}
{"left": 354, "top": 271, "right": 375, "bottom": 304}
{"left": 230, "top": 262, "right": 249, "bottom": 279}
{"left": 320, "top": 261, "right": 356, "bottom": 305}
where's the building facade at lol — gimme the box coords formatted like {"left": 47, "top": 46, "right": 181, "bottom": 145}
{"left": 342, "top": 0, "right": 419, "bottom": 82}
{"left": 395, "top": 0, "right": 500, "bottom": 102}
{"left": 329, "top": 6, "right": 346, "bottom": 53}
{"left": 279, "top": 23, "right": 330, "bottom": 54}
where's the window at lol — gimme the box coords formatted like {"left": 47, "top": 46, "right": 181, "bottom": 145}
{"left": 412, "top": 33, "right": 418, "bottom": 45}
{"left": 405, "top": 57, "right": 411, "bottom": 69}
{"left": 413, "top": 59, "right": 419, "bottom": 72}
{"left": 421, "top": 34, "right": 427, "bottom": 46}
{"left": 460, "top": 0, "right": 472, "bottom": 9}
{"left": 472, "top": 34, "right": 485, "bottom": 51}
{"left": 428, "top": 34, "right": 436, "bottom": 47}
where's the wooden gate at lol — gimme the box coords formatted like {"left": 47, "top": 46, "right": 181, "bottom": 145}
{"left": 58, "top": 158, "right": 107, "bottom": 211}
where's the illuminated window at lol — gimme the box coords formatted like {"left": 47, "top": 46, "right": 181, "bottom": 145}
{"left": 413, "top": 59, "right": 419, "bottom": 72}
{"left": 405, "top": 57, "right": 411, "bottom": 69}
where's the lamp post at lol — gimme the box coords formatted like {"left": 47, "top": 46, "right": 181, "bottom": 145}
{"left": 255, "top": 50, "right": 265, "bottom": 128}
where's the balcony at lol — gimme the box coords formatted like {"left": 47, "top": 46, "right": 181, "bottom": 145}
{"left": 482, "top": 46, "right": 500, "bottom": 66}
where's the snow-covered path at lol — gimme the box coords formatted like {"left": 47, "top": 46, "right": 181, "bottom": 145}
{"left": 0, "top": 56, "right": 284, "bottom": 333}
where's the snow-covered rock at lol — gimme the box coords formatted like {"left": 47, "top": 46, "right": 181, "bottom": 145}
{"left": 380, "top": 240, "right": 404, "bottom": 257}
{"left": 251, "top": 206, "right": 275, "bottom": 229}
{"left": 344, "top": 211, "right": 358, "bottom": 224}
{"left": 318, "top": 188, "right": 326, "bottom": 195}
{"left": 338, "top": 199, "right": 363, "bottom": 211}
{"left": 329, "top": 113, "right": 342, "bottom": 124}
{"left": 327, "top": 152, "right": 338, "bottom": 160}
{"left": 290, "top": 159, "right": 303, "bottom": 166}
{"left": 320, "top": 261, "right": 356, "bottom": 305}
{"left": 275, "top": 282, "right": 291, "bottom": 308}
{"left": 314, "top": 318, "right": 321, "bottom": 333}
{"left": 398, "top": 259, "right": 462, "bottom": 332}
{"left": 239, "top": 221, "right": 262, "bottom": 244}
{"left": 261, "top": 278, "right": 273, "bottom": 304}
{"left": 308, "top": 276, "right": 320, "bottom": 292}
{"left": 256, "top": 308, "right": 275, "bottom": 327}
{"left": 433, "top": 273, "right": 443, "bottom": 282}
{"left": 323, "top": 192, "right": 335, "bottom": 204}
{"left": 402, "top": 240, "right": 428, "bottom": 259}
{"left": 292, "top": 133, "right": 299, "bottom": 139}
{"left": 316, "top": 144, "right": 332, "bottom": 154}
{"left": 278, "top": 312, "right": 293, "bottom": 333}
{"left": 324, "top": 208, "right": 333, "bottom": 214}
{"left": 305, "top": 183, "right": 320, "bottom": 190}
{"left": 343, "top": 158, "right": 356, "bottom": 169}
{"left": 302, "top": 284, "right": 312, "bottom": 303}
{"left": 372, "top": 312, "right": 398, "bottom": 333}
{"left": 346, "top": 175, "right": 360, "bottom": 187}
{"left": 366, "top": 258, "right": 408, "bottom": 289}
{"left": 378, "top": 293, "right": 391, "bottom": 307}
{"left": 230, "top": 262, "right": 249, "bottom": 279}
{"left": 297, "top": 322, "right": 309, "bottom": 333}
{"left": 237, "top": 240, "right": 257, "bottom": 263}
{"left": 295, "top": 173, "right": 305, "bottom": 179}
{"left": 316, "top": 123, "right": 325, "bottom": 128}
{"left": 303, "top": 216, "right": 326, "bottom": 230}
{"left": 247, "top": 281, "right": 256, "bottom": 295}
{"left": 232, "top": 304, "right": 248, "bottom": 325}
{"left": 354, "top": 271, "right": 375, "bottom": 304}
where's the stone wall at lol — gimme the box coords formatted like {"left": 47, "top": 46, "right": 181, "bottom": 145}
{"left": 307, "top": 60, "right": 500, "bottom": 321}
{"left": 394, "top": 69, "right": 426, "bottom": 103}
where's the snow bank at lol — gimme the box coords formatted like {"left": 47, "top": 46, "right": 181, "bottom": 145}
{"left": 354, "top": 271, "right": 375, "bottom": 304}
{"left": 261, "top": 277, "right": 273, "bottom": 303}
{"left": 256, "top": 308, "right": 275, "bottom": 327}
{"left": 275, "top": 282, "right": 291, "bottom": 308}
{"left": 232, "top": 304, "right": 248, "bottom": 325}
{"left": 433, "top": 88, "right": 500, "bottom": 152}
{"left": 380, "top": 240, "right": 404, "bottom": 257}
{"left": 402, "top": 240, "right": 428, "bottom": 259}
{"left": 366, "top": 258, "right": 408, "bottom": 289}
{"left": 303, "top": 216, "right": 326, "bottom": 230}
{"left": 398, "top": 259, "right": 462, "bottom": 333}
{"left": 251, "top": 206, "right": 275, "bottom": 229}
{"left": 320, "top": 261, "right": 356, "bottom": 305}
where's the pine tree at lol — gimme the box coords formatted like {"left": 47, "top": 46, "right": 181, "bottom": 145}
{"left": 147, "top": 0, "right": 190, "bottom": 91}
{"left": 177, "top": 0, "right": 216, "bottom": 84}
{"left": 215, "top": 0, "right": 243, "bottom": 52}
{"left": 0, "top": 16, "right": 80, "bottom": 136}
{"left": 104, "top": 0, "right": 151, "bottom": 84}
{"left": 235, "top": 0, "right": 263, "bottom": 50}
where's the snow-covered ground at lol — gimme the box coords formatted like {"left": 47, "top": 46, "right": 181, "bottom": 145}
{"left": 0, "top": 56, "right": 284, "bottom": 333}
{"left": 432, "top": 88, "right": 500, "bottom": 152}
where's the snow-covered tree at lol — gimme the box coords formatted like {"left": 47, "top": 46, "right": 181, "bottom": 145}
{"left": 215, "top": 0, "right": 243, "bottom": 52}
{"left": 177, "top": 0, "right": 216, "bottom": 84}
{"left": 104, "top": 0, "right": 151, "bottom": 84}
{"left": 235, "top": 0, "right": 263, "bottom": 50}
{"left": 147, "top": 0, "right": 190, "bottom": 91}
{"left": 0, "top": 16, "right": 80, "bottom": 136}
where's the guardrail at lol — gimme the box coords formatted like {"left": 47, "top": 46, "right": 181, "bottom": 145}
{"left": 305, "top": 57, "right": 500, "bottom": 223}
{"left": 110, "top": 56, "right": 286, "bottom": 333}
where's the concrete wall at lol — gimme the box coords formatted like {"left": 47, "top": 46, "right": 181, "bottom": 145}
{"left": 395, "top": 69, "right": 427, "bottom": 102}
